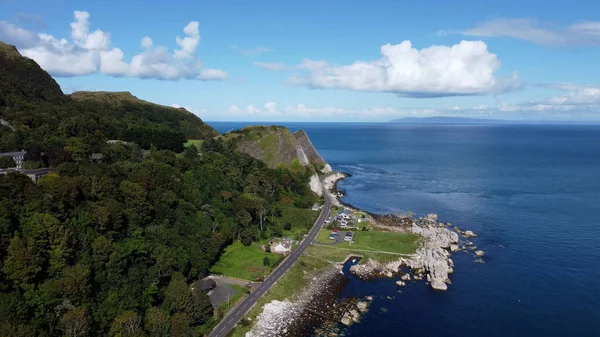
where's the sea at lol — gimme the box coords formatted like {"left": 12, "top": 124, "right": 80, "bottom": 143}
{"left": 209, "top": 122, "right": 600, "bottom": 337}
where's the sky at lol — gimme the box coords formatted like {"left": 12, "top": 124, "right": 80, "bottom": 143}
{"left": 1, "top": 0, "right": 600, "bottom": 122}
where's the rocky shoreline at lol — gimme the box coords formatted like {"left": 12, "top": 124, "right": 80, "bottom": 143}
{"left": 245, "top": 265, "right": 348, "bottom": 337}
{"left": 245, "top": 172, "right": 484, "bottom": 336}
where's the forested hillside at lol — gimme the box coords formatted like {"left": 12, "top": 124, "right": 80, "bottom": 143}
{"left": 0, "top": 41, "right": 217, "bottom": 153}
{"left": 0, "top": 41, "right": 318, "bottom": 336}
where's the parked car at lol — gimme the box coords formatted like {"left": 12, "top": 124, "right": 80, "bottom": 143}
{"left": 329, "top": 235, "right": 337, "bottom": 240}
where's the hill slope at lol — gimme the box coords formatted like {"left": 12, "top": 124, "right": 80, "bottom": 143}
{"left": 223, "top": 126, "right": 326, "bottom": 169}
{"left": 0, "top": 42, "right": 64, "bottom": 106}
{"left": 0, "top": 41, "right": 217, "bottom": 152}
{"left": 223, "top": 125, "right": 329, "bottom": 196}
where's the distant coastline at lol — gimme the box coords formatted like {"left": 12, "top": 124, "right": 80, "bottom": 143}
{"left": 389, "top": 116, "right": 599, "bottom": 125}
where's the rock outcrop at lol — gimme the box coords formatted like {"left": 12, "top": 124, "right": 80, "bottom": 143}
{"left": 293, "top": 130, "right": 326, "bottom": 165}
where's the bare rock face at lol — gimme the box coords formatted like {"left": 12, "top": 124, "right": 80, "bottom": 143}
{"left": 296, "top": 146, "right": 309, "bottom": 166}
{"left": 430, "top": 279, "right": 448, "bottom": 291}
{"left": 321, "top": 164, "right": 333, "bottom": 174}
{"left": 309, "top": 174, "right": 323, "bottom": 196}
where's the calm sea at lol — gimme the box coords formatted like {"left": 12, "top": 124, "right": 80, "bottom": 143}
{"left": 209, "top": 122, "right": 600, "bottom": 336}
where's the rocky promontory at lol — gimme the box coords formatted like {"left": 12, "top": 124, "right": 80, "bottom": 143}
{"left": 349, "top": 213, "right": 465, "bottom": 291}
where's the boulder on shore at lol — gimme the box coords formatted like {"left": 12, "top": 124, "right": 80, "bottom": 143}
{"left": 463, "top": 230, "right": 477, "bottom": 238}
{"left": 431, "top": 279, "right": 448, "bottom": 291}
{"left": 475, "top": 250, "right": 485, "bottom": 257}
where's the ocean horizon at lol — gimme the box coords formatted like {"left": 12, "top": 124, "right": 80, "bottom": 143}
{"left": 209, "top": 121, "right": 600, "bottom": 336}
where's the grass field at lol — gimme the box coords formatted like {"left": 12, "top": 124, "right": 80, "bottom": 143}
{"left": 279, "top": 206, "right": 320, "bottom": 240}
{"left": 312, "top": 229, "right": 419, "bottom": 262}
{"left": 210, "top": 241, "right": 283, "bottom": 281}
{"left": 184, "top": 139, "right": 204, "bottom": 148}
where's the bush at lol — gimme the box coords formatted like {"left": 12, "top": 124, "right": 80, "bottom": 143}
{"left": 283, "top": 222, "right": 292, "bottom": 231}
{"left": 0, "top": 156, "right": 16, "bottom": 168}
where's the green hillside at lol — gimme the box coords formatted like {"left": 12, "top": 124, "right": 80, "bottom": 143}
{"left": 0, "top": 41, "right": 217, "bottom": 153}
{"left": 0, "top": 41, "right": 319, "bottom": 336}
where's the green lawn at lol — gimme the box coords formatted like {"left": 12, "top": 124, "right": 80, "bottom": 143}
{"left": 352, "top": 230, "right": 418, "bottom": 255}
{"left": 279, "top": 206, "right": 320, "bottom": 240}
{"left": 311, "top": 229, "right": 419, "bottom": 262}
{"left": 184, "top": 139, "right": 204, "bottom": 148}
{"left": 210, "top": 241, "right": 283, "bottom": 281}
{"left": 316, "top": 228, "right": 337, "bottom": 242}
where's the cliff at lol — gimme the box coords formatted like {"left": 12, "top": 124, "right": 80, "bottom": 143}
{"left": 293, "top": 130, "right": 326, "bottom": 166}
{"left": 224, "top": 126, "right": 329, "bottom": 196}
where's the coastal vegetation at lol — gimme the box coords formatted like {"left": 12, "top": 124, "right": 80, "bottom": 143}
{"left": 0, "top": 41, "right": 320, "bottom": 336}
{"left": 210, "top": 241, "right": 283, "bottom": 280}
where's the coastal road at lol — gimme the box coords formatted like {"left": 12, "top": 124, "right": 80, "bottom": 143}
{"left": 208, "top": 199, "right": 332, "bottom": 337}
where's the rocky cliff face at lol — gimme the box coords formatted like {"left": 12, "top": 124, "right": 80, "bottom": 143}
{"left": 293, "top": 130, "right": 326, "bottom": 166}
{"left": 225, "top": 126, "right": 327, "bottom": 195}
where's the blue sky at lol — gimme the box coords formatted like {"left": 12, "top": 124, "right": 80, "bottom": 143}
{"left": 1, "top": 0, "right": 600, "bottom": 122}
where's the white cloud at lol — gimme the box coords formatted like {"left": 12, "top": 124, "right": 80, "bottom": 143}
{"left": 0, "top": 11, "right": 228, "bottom": 80}
{"left": 257, "top": 40, "right": 519, "bottom": 98}
{"left": 264, "top": 101, "right": 278, "bottom": 114}
{"left": 227, "top": 105, "right": 240, "bottom": 113}
{"left": 222, "top": 101, "right": 443, "bottom": 120}
{"left": 452, "top": 105, "right": 461, "bottom": 110}
{"left": 199, "top": 68, "right": 229, "bottom": 81}
{"left": 453, "top": 18, "right": 600, "bottom": 47}
{"left": 253, "top": 61, "right": 291, "bottom": 71}
{"left": 231, "top": 45, "right": 270, "bottom": 56}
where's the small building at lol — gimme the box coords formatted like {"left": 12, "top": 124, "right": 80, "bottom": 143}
{"left": 0, "top": 151, "right": 26, "bottom": 169}
{"left": 90, "top": 153, "right": 104, "bottom": 163}
{"left": 193, "top": 279, "right": 217, "bottom": 293}
{"left": 107, "top": 140, "right": 132, "bottom": 146}
{"left": 272, "top": 238, "right": 292, "bottom": 254}
{"left": 0, "top": 168, "right": 55, "bottom": 183}
{"left": 22, "top": 168, "right": 55, "bottom": 183}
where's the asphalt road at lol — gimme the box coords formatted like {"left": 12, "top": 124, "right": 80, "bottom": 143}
{"left": 208, "top": 199, "right": 332, "bottom": 337}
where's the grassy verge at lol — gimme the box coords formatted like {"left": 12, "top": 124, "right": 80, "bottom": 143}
{"left": 210, "top": 241, "right": 284, "bottom": 281}
{"left": 184, "top": 139, "right": 204, "bottom": 148}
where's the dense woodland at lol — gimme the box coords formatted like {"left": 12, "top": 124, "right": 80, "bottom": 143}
{"left": 0, "top": 41, "right": 318, "bottom": 336}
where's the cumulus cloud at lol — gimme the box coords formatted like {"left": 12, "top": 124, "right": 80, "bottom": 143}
{"left": 0, "top": 11, "right": 228, "bottom": 80}
{"left": 199, "top": 68, "right": 229, "bottom": 81}
{"left": 255, "top": 40, "right": 519, "bottom": 98}
{"left": 231, "top": 45, "right": 270, "bottom": 56}
{"left": 450, "top": 18, "right": 600, "bottom": 47}
{"left": 253, "top": 61, "right": 291, "bottom": 71}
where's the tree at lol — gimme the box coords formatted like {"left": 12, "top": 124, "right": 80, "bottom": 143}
{"left": 64, "top": 137, "right": 88, "bottom": 162}
{"left": 170, "top": 312, "right": 192, "bottom": 337}
{"left": 0, "top": 155, "right": 16, "bottom": 168}
{"left": 2, "top": 236, "right": 43, "bottom": 289}
{"left": 263, "top": 256, "right": 270, "bottom": 267}
{"left": 163, "top": 273, "right": 190, "bottom": 315}
{"left": 144, "top": 307, "right": 170, "bottom": 337}
{"left": 59, "top": 307, "right": 90, "bottom": 337}
{"left": 110, "top": 311, "right": 143, "bottom": 337}
{"left": 283, "top": 222, "right": 292, "bottom": 231}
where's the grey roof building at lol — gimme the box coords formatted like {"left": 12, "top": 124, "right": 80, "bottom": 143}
{"left": 0, "top": 151, "right": 26, "bottom": 169}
